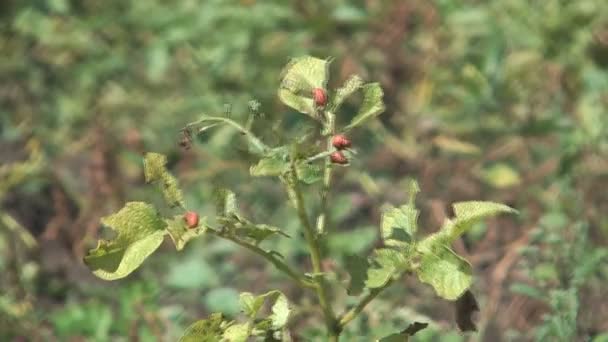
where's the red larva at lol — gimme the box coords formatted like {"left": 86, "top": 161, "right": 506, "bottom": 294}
{"left": 312, "top": 88, "right": 327, "bottom": 107}
{"left": 331, "top": 134, "right": 352, "bottom": 150}
{"left": 183, "top": 211, "right": 199, "bottom": 229}
{"left": 330, "top": 151, "right": 348, "bottom": 165}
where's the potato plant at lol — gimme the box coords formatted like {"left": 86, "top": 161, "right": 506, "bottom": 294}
{"left": 83, "top": 56, "right": 517, "bottom": 341}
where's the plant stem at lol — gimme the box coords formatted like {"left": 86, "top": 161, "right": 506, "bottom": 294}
{"left": 187, "top": 115, "right": 269, "bottom": 154}
{"left": 316, "top": 136, "right": 334, "bottom": 234}
{"left": 209, "top": 229, "right": 315, "bottom": 289}
{"left": 289, "top": 162, "right": 339, "bottom": 338}
{"left": 338, "top": 281, "right": 393, "bottom": 329}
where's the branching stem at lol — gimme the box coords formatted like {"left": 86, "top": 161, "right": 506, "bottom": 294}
{"left": 208, "top": 228, "right": 315, "bottom": 289}
{"left": 288, "top": 161, "right": 339, "bottom": 339}
{"left": 338, "top": 280, "right": 393, "bottom": 328}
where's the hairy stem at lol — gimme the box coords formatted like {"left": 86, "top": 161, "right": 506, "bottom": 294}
{"left": 208, "top": 228, "right": 315, "bottom": 289}
{"left": 289, "top": 162, "right": 339, "bottom": 338}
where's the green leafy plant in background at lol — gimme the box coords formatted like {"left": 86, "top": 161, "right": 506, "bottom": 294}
{"left": 83, "top": 56, "right": 517, "bottom": 341}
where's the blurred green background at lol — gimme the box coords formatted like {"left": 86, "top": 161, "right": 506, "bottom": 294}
{"left": 1, "top": 0, "right": 608, "bottom": 341}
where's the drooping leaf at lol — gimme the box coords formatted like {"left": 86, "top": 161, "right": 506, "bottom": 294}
{"left": 378, "top": 321, "right": 429, "bottom": 342}
{"left": 278, "top": 56, "right": 330, "bottom": 117}
{"left": 165, "top": 215, "right": 206, "bottom": 251}
{"left": 444, "top": 201, "right": 517, "bottom": 241}
{"left": 223, "top": 322, "right": 251, "bottom": 342}
{"left": 381, "top": 205, "right": 418, "bottom": 247}
{"left": 331, "top": 74, "right": 363, "bottom": 112}
{"left": 143, "top": 152, "right": 185, "bottom": 208}
{"left": 344, "top": 83, "right": 385, "bottom": 130}
{"left": 454, "top": 290, "right": 479, "bottom": 332}
{"left": 84, "top": 202, "right": 166, "bottom": 280}
{"left": 416, "top": 244, "right": 472, "bottom": 300}
{"left": 179, "top": 313, "right": 225, "bottom": 342}
{"left": 345, "top": 254, "right": 369, "bottom": 296}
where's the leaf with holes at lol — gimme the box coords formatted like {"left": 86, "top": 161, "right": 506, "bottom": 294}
{"left": 143, "top": 152, "right": 185, "bottom": 208}
{"left": 278, "top": 56, "right": 330, "bottom": 117}
{"left": 344, "top": 83, "right": 385, "bottom": 130}
{"left": 84, "top": 202, "right": 166, "bottom": 280}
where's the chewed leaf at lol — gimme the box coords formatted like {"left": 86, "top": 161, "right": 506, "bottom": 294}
{"left": 331, "top": 74, "right": 363, "bottom": 112}
{"left": 165, "top": 215, "right": 206, "bottom": 251}
{"left": 179, "top": 313, "right": 225, "bottom": 342}
{"left": 84, "top": 202, "right": 166, "bottom": 280}
{"left": 345, "top": 83, "right": 385, "bottom": 130}
{"left": 278, "top": 56, "right": 330, "bottom": 117}
{"left": 143, "top": 152, "right": 185, "bottom": 208}
{"left": 416, "top": 244, "right": 472, "bottom": 300}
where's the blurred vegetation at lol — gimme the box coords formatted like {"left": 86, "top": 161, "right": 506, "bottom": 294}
{"left": 1, "top": 0, "right": 607, "bottom": 341}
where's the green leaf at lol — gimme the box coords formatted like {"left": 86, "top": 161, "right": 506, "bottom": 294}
{"left": 331, "top": 74, "right": 363, "bottom": 112}
{"left": 143, "top": 152, "right": 167, "bottom": 183}
{"left": 240, "top": 292, "right": 268, "bottom": 318}
{"left": 143, "top": 152, "right": 185, "bottom": 208}
{"left": 381, "top": 205, "right": 418, "bottom": 247}
{"left": 84, "top": 202, "right": 166, "bottom": 280}
{"left": 344, "top": 83, "right": 385, "bottom": 130}
{"left": 240, "top": 291, "right": 289, "bottom": 330}
{"left": 296, "top": 162, "right": 323, "bottom": 184}
{"left": 366, "top": 249, "right": 408, "bottom": 288}
{"left": 242, "top": 224, "right": 290, "bottom": 244}
{"left": 480, "top": 163, "right": 521, "bottom": 188}
{"left": 165, "top": 215, "right": 206, "bottom": 251}
{"left": 214, "top": 188, "right": 238, "bottom": 216}
{"left": 416, "top": 244, "right": 472, "bottom": 300}
{"left": 378, "top": 322, "right": 429, "bottom": 342}
{"left": 250, "top": 148, "right": 289, "bottom": 177}
{"left": 223, "top": 322, "right": 251, "bottom": 342}
{"left": 179, "top": 313, "right": 225, "bottom": 342}
{"left": 269, "top": 293, "right": 290, "bottom": 329}
{"left": 278, "top": 56, "right": 330, "bottom": 117}
{"left": 445, "top": 201, "right": 517, "bottom": 241}
{"left": 345, "top": 255, "right": 368, "bottom": 296}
